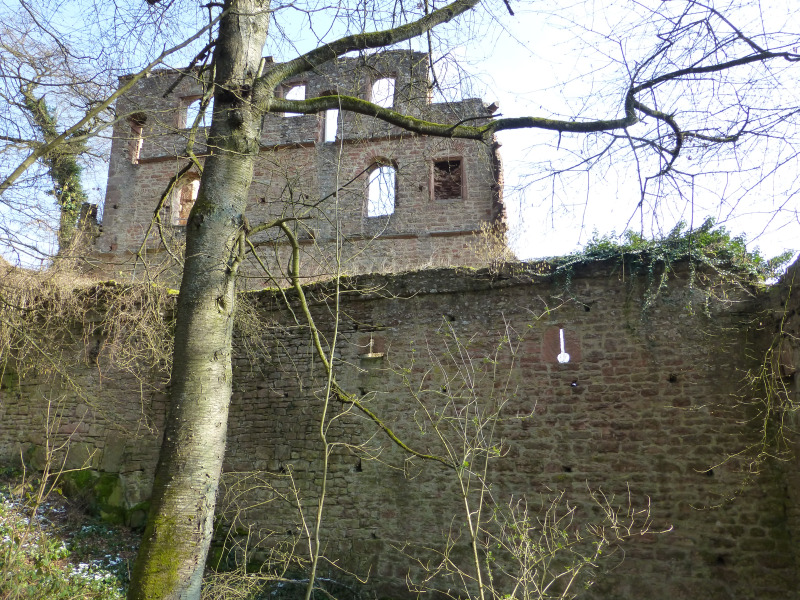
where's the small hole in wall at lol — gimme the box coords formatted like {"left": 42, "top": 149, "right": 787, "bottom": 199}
{"left": 88, "top": 338, "right": 101, "bottom": 361}
{"left": 715, "top": 555, "right": 726, "bottom": 566}
{"left": 113, "top": 204, "right": 118, "bottom": 210}
{"left": 259, "top": 197, "right": 266, "bottom": 203}
{"left": 668, "top": 373, "right": 678, "bottom": 383}
{"left": 353, "top": 459, "right": 363, "bottom": 473}
{"left": 447, "top": 314, "right": 456, "bottom": 322}
{"left": 562, "top": 466, "right": 572, "bottom": 473}
{"left": 278, "top": 464, "right": 287, "bottom": 474}
{"left": 706, "top": 469, "right": 714, "bottom": 477}
{"left": 358, "top": 387, "right": 367, "bottom": 396}
{"left": 584, "top": 304, "right": 591, "bottom": 312}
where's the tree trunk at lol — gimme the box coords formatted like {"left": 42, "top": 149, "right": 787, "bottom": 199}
{"left": 128, "top": 2, "right": 270, "bottom": 598}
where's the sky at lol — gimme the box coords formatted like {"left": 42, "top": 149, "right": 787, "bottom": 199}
{"left": 480, "top": 2, "right": 800, "bottom": 262}
{"left": 262, "top": 0, "right": 800, "bottom": 261}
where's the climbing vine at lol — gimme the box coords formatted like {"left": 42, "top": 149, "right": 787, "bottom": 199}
{"left": 551, "top": 217, "right": 794, "bottom": 314}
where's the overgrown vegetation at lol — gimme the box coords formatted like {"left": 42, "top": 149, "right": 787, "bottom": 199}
{"left": 0, "top": 263, "right": 174, "bottom": 396}
{"left": 20, "top": 84, "right": 89, "bottom": 254}
{"left": 732, "top": 267, "right": 800, "bottom": 472}
{"left": 559, "top": 217, "right": 793, "bottom": 281}
{"left": 0, "top": 469, "right": 138, "bottom": 600}
{"left": 0, "top": 266, "right": 174, "bottom": 598}
{"left": 547, "top": 218, "right": 794, "bottom": 315}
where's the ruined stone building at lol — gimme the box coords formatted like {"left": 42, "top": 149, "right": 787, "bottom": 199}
{"left": 92, "top": 51, "right": 504, "bottom": 282}
{"left": 11, "top": 48, "right": 795, "bottom": 600}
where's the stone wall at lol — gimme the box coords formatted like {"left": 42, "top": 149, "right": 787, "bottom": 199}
{"left": 1, "top": 260, "right": 799, "bottom": 599}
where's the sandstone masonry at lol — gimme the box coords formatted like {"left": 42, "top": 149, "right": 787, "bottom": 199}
{"left": 92, "top": 51, "right": 504, "bottom": 282}
{"left": 2, "top": 260, "right": 799, "bottom": 599}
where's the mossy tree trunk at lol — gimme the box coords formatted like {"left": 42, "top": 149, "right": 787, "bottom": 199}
{"left": 20, "top": 86, "right": 87, "bottom": 254}
{"left": 127, "top": 1, "right": 271, "bottom": 598}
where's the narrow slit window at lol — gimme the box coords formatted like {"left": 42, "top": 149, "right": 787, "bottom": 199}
{"left": 129, "top": 119, "right": 144, "bottom": 164}
{"left": 284, "top": 85, "right": 306, "bottom": 117}
{"left": 371, "top": 78, "right": 395, "bottom": 108}
{"left": 433, "top": 159, "right": 463, "bottom": 200}
{"left": 172, "top": 179, "right": 200, "bottom": 226}
{"left": 367, "top": 165, "right": 396, "bottom": 217}
{"left": 324, "top": 108, "right": 339, "bottom": 142}
{"left": 557, "top": 328, "right": 571, "bottom": 363}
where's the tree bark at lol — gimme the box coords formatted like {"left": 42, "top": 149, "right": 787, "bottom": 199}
{"left": 127, "top": 1, "right": 270, "bottom": 598}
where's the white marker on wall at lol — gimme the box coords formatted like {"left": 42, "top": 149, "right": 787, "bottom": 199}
{"left": 557, "top": 328, "right": 570, "bottom": 363}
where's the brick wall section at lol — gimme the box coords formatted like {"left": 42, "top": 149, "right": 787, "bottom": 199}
{"left": 1, "top": 261, "right": 799, "bottom": 599}
{"left": 91, "top": 51, "right": 504, "bottom": 283}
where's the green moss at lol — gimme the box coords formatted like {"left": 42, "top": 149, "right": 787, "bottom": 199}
{"left": 128, "top": 500, "right": 151, "bottom": 513}
{"left": 60, "top": 471, "right": 141, "bottom": 526}
{"left": 137, "top": 514, "right": 183, "bottom": 597}
{"left": 99, "top": 506, "right": 126, "bottom": 525}
{"left": 0, "top": 367, "right": 19, "bottom": 391}
{"left": 94, "top": 473, "right": 121, "bottom": 502}
{"left": 62, "top": 469, "right": 95, "bottom": 491}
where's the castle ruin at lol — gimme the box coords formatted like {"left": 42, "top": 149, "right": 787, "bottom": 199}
{"left": 4, "top": 50, "right": 799, "bottom": 600}
{"left": 93, "top": 51, "right": 504, "bottom": 282}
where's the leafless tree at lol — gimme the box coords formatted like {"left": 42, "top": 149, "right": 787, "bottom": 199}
{"left": 0, "top": 1, "right": 797, "bottom": 599}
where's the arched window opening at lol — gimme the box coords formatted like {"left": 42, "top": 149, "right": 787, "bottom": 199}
{"left": 371, "top": 77, "right": 395, "bottom": 108}
{"left": 284, "top": 85, "right": 306, "bottom": 117}
{"left": 172, "top": 178, "right": 200, "bottom": 226}
{"left": 183, "top": 97, "right": 213, "bottom": 129}
{"left": 367, "top": 164, "right": 396, "bottom": 217}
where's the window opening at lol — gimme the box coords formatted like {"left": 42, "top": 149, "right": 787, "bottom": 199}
{"left": 129, "top": 118, "right": 145, "bottom": 164}
{"left": 371, "top": 78, "right": 395, "bottom": 108}
{"left": 557, "top": 328, "right": 570, "bottom": 363}
{"left": 284, "top": 85, "right": 306, "bottom": 117}
{"left": 367, "top": 164, "right": 396, "bottom": 217}
{"left": 172, "top": 178, "right": 200, "bottom": 226}
{"left": 433, "top": 159, "right": 463, "bottom": 200}
{"left": 184, "top": 97, "right": 213, "bottom": 129}
{"left": 324, "top": 108, "right": 339, "bottom": 142}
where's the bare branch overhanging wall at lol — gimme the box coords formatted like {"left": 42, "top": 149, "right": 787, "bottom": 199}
{"left": 1, "top": 260, "right": 798, "bottom": 599}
